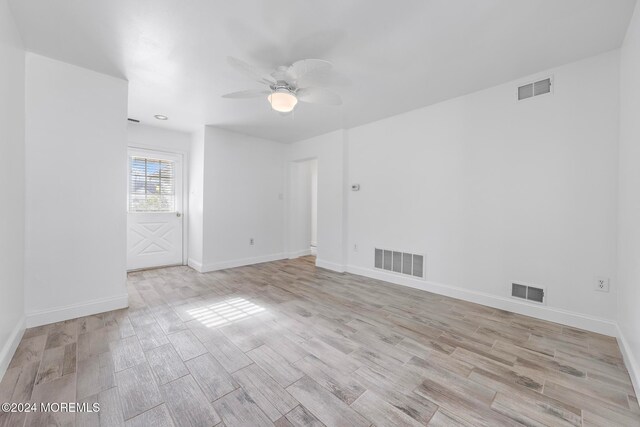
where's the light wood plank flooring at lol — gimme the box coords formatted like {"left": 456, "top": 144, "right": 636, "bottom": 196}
{"left": 1, "top": 256, "right": 638, "bottom": 426}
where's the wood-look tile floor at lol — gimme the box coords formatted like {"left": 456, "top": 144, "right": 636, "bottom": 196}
{"left": 1, "top": 256, "right": 639, "bottom": 426}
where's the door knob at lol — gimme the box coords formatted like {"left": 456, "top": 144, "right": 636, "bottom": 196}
{"left": 176, "top": 212, "right": 182, "bottom": 217}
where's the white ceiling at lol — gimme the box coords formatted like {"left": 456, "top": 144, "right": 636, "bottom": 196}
{"left": 9, "top": 0, "right": 636, "bottom": 142}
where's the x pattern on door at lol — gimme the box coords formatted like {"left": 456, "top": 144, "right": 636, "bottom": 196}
{"left": 128, "top": 220, "right": 176, "bottom": 256}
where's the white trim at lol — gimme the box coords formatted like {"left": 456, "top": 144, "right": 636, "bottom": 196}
{"left": 616, "top": 324, "right": 640, "bottom": 397}
{"left": 187, "top": 258, "right": 204, "bottom": 272}
{"left": 316, "top": 259, "right": 346, "bottom": 273}
{"left": 198, "top": 253, "right": 286, "bottom": 273}
{"left": 288, "top": 249, "right": 312, "bottom": 259}
{"left": 0, "top": 316, "right": 25, "bottom": 381}
{"left": 347, "top": 265, "right": 618, "bottom": 336}
{"left": 26, "top": 294, "right": 129, "bottom": 328}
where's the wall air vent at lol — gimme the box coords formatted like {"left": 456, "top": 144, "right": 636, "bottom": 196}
{"left": 517, "top": 77, "right": 552, "bottom": 101}
{"left": 374, "top": 248, "right": 424, "bottom": 278}
{"left": 511, "top": 282, "right": 546, "bottom": 304}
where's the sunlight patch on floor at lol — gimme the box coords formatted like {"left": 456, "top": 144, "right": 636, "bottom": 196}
{"left": 187, "top": 297, "right": 265, "bottom": 328}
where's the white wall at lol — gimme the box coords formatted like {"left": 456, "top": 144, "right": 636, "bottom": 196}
{"left": 127, "top": 122, "right": 191, "bottom": 153}
{"left": 0, "top": 0, "right": 25, "bottom": 378}
{"left": 188, "top": 127, "right": 205, "bottom": 269}
{"left": 25, "top": 53, "right": 129, "bottom": 326}
{"left": 618, "top": 1, "right": 640, "bottom": 395}
{"left": 346, "top": 51, "right": 620, "bottom": 332}
{"left": 195, "top": 126, "right": 285, "bottom": 271}
{"left": 287, "top": 130, "right": 347, "bottom": 271}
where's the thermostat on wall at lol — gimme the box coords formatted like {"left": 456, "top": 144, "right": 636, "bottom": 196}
{"left": 351, "top": 184, "right": 360, "bottom": 191}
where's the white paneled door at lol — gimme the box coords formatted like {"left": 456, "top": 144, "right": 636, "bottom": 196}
{"left": 127, "top": 149, "right": 183, "bottom": 270}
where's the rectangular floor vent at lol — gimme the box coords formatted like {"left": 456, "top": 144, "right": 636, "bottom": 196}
{"left": 511, "top": 282, "right": 545, "bottom": 304}
{"left": 375, "top": 248, "right": 424, "bottom": 278}
{"left": 517, "top": 77, "right": 552, "bottom": 101}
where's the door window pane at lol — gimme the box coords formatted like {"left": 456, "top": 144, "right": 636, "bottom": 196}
{"left": 128, "top": 156, "right": 176, "bottom": 212}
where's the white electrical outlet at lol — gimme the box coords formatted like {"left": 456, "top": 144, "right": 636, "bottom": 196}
{"left": 353, "top": 244, "right": 358, "bottom": 252}
{"left": 595, "top": 276, "right": 609, "bottom": 292}
{"left": 249, "top": 238, "right": 254, "bottom": 245}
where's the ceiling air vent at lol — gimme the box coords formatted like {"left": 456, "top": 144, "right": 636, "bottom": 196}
{"left": 511, "top": 282, "right": 546, "bottom": 304}
{"left": 375, "top": 248, "right": 424, "bottom": 279}
{"left": 517, "top": 77, "right": 552, "bottom": 101}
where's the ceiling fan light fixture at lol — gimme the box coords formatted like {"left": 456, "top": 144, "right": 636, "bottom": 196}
{"left": 268, "top": 89, "right": 298, "bottom": 113}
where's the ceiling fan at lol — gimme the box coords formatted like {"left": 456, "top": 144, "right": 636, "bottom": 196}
{"left": 222, "top": 56, "right": 343, "bottom": 114}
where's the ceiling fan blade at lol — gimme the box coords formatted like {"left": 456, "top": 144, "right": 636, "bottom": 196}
{"left": 227, "top": 56, "right": 275, "bottom": 85}
{"left": 296, "top": 87, "right": 342, "bottom": 106}
{"left": 222, "top": 89, "right": 270, "bottom": 99}
{"left": 297, "top": 68, "right": 351, "bottom": 88}
{"left": 286, "top": 59, "right": 332, "bottom": 83}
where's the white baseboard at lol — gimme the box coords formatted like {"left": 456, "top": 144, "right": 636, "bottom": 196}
{"left": 188, "top": 258, "right": 204, "bottom": 272}
{"left": 26, "top": 294, "right": 129, "bottom": 328}
{"left": 0, "top": 316, "right": 25, "bottom": 381}
{"left": 199, "top": 253, "right": 286, "bottom": 273}
{"left": 347, "top": 265, "right": 618, "bottom": 336}
{"left": 617, "top": 324, "right": 640, "bottom": 397}
{"left": 316, "top": 259, "right": 346, "bottom": 273}
{"left": 288, "top": 249, "right": 312, "bottom": 259}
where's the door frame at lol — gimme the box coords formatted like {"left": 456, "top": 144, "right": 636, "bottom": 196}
{"left": 285, "top": 157, "right": 318, "bottom": 259}
{"left": 127, "top": 145, "right": 189, "bottom": 267}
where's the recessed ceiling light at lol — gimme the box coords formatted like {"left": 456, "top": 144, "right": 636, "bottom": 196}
{"left": 154, "top": 114, "right": 168, "bottom": 120}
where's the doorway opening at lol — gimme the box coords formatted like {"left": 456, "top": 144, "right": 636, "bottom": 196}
{"left": 288, "top": 158, "right": 318, "bottom": 259}
{"left": 126, "top": 148, "right": 184, "bottom": 270}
